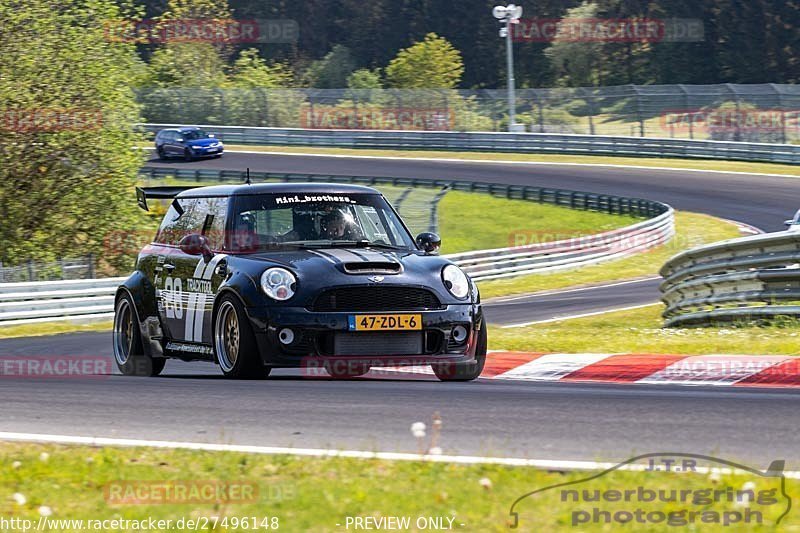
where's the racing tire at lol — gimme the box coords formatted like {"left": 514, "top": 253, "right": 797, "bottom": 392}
{"left": 156, "top": 146, "right": 167, "bottom": 160}
{"left": 213, "top": 294, "right": 271, "bottom": 380}
{"left": 432, "top": 318, "right": 487, "bottom": 382}
{"left": 324, "top": 361, "right": 371, "bottom": 379}
{"left": 183, "top": 148, "right": 194, "bottom": 162}
{"left": 113, "top": 293, "right": 166, "bottom": 377}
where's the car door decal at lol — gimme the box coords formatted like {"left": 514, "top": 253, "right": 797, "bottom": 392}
{"left": 184, "top": 254, "right": 226, "bottom": 342}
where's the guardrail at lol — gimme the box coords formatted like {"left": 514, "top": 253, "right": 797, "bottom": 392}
{"left": 660, "top": 231, "right": 800, "bottom": 327}
{"left": 454, "top": 209, "right": 674, "bottom": 280}
{"left": 139, "top": 123, "right": 800, "bottom": 164}
{"left": 1, "top": 170, "right": 673, "bottom": 325}
{"left": 0, "top": 277, "right": 125, "bottom": 325}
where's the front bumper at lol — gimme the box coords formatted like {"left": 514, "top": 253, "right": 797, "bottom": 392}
{"left": 246, "top": 304, "right": 483, "bottom": 368}
{"left": 190, "top": 146, "right": 223, "bottom": 157}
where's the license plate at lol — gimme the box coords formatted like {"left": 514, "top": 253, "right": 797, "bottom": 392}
{"left": 348, "top": 314, "right": 422, "bottom": 331}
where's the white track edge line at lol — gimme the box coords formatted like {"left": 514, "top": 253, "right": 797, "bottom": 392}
{"left": 1, "top": 432, "right": 798, "bottom": 477}
{"left": 501, "top": 303, "right": 660, "bottom": 328}
{"left": 138, "top": 147, "right": 800, "bottom": 179}
{"left": 486, "top": 277, "right": 661, "bottom": 304}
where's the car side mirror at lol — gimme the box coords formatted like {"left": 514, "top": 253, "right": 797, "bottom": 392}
{"left": 785, "top": 220, "right": 794, "bottom": 227}
{"left": 416, "top": 232, "right": 441, "bottom": 255}
{"left": 179, "top": 234, "right": 213, "bottom": 261}
{"left": 175, "top": 137, "right": 183, "bottom": 142}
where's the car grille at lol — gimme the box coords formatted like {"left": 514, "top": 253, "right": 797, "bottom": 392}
{"left": 309, "top": 287, "right": 442, "bottom": 312}
{"left": 333, "top": 332, "right": 423, "bottom": 356}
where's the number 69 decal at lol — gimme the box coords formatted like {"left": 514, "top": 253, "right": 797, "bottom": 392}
{"left": 163, "top": 277, "right": 184, "bottom": 319}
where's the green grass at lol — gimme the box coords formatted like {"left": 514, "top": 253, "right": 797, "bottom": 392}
{"left": 0, "top": 320, "right": 112, "bottom": 340}
{"left": 213, "top": 144, "right": 800, "bottom": 177}
{"left": 438, "top": 191, "right": 639, "bottom": 254}
{"left": 478, "top": 212, "right": 742, "bottom": 300}
{"left": 1, "top": 443, "right": 795, "bottom": 531}
{"left": 490, "top": 304, "right": 800, "bottom": 355}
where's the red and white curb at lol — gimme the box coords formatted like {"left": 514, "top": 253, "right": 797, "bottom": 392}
{"left": 372, "top": 351, "right": 800, "bottom": 387}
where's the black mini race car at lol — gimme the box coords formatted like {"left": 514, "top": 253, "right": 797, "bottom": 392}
{"left": 113, "top": 182, "right": 486, "bottom": 381}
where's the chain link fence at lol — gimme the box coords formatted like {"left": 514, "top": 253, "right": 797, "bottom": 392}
{"left": 0, "top": 255, "right": 95, "bottom": 283}
{"left": 136, "top": 84, "right": 800, "bottom": 143}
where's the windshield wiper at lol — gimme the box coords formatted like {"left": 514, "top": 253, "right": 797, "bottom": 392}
{"left": 328, "top": 240, "right": 406, "bottom": 251}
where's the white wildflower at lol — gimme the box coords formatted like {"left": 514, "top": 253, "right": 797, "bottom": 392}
{"left": 12, "top": 493, "right": 26, "bottom": 505}
{"left": 38, "top": 506, "right": 53, "bottom": 517}
{"left": 479, "top": 478, "right": 492, "bottom": 490}
{"left": 410, "top": 422, "right": 426, "bottom": 439}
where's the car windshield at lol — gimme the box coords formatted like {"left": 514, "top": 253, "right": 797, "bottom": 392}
{"left": 229, "top": 192, "right": 416, "bottom": 252}
{"left": 182, "top": 129, "right": 210, "bottom": 140}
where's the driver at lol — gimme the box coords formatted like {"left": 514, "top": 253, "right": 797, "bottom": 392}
{"left": 320, "top": 209, "right": 360, "bottom": 240}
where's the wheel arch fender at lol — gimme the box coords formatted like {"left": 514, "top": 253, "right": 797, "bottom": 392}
{"left": 115, "top": 271, "right": 163, "bottom": 358}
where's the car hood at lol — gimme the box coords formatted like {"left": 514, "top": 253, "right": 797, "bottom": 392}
{"left": 186, "top": 137, "right": 219, "bottom": 146}
{"left": 233, "top": 247, "right": 462, "bottom": 305}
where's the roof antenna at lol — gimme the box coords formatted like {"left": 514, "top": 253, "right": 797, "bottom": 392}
{"left": 245, "top": 167, "right": 251, "bottom": 185}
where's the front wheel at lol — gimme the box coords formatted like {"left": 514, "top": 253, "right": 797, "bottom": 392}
{"left": 156, "top": 146, "right": 167, "bottom": 160}
{"left": 213, "top": 295, "right": 270, "bottom": 379}
{"left": 432, "top": 319, "right": 487, "bottom": 382}
{"left": 183, "top": 148, "right": 194, "bottom": 162}
{"left": 113, "top": 293, "right": 166, "bottom": 377}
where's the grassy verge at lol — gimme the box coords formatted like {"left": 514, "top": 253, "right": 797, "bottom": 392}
{"left": 211, "top": 144, "right": 800, "bottom": 177}
{"left": 0, "top": 321, "right": 112, "bottom": 340}
{"left": 1, "top": 443, "right": 794, "bottom": 531}
{"left": 490, "top": 304, "right": 800, "bottom": 355}
{"left": 478, "top": 212, "right": 742, "bottom": 300}
{"left": 439, "top": 191, "right": 639, "bottom": 254}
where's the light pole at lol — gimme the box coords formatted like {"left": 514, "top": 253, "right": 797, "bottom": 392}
{"left": 493, "top": 4, "right": 523, "bottom": 132}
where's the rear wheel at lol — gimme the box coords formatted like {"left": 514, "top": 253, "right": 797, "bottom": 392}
{"left": 113, "top": 293, "right": 166, "bottom": 377}
{"left": 214, "top": 295, "right": 270, "bottom": 379}
{"left": 432, "top": 318, "right": 487, "bottom": 382}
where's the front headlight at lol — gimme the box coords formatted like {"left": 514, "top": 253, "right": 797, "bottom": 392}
{"left": 260, "top": 268, "right": 296, "bottom": 301}
{"left": 442, "top": 265, "right": 469, "bottom": 299}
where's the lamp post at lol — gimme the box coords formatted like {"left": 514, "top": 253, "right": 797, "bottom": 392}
{"left": 493, "top": 4, "right": 523, "bottom": 132}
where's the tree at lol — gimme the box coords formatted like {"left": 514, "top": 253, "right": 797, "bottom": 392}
{"left": 347, "top": 69, "right": 383, "bottom": 90}
{"left": 231, "top": 49, "right": 294, "bottom": 88}
{"left": 0, "top": 0, "right": 145, "bottom": 269}
{"left": 227, "top": 49, "right": 300, "bottom": 127}
{"left": 303, "top": 45, "right": 357, "bottom": 88}
{"left": 544, "top": 2, "right": 604, "bottom": 87}
{"left": 385, "top": 33, "right": 464, "bottom": 89}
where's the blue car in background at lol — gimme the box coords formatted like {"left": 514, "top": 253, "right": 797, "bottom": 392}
{"left": 154, "top": 127, "right": 224, "bottom": 161}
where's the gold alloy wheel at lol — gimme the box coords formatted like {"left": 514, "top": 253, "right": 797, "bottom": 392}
{"left": 215, "top": 301, "right": 240, "bottom": 372}
{"left": 113, "top": 298, "right": 134, "bottom": 366}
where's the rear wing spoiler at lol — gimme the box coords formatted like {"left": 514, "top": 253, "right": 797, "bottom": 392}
{"left": 136, "top": 186, "right": 196, "bottom": 211}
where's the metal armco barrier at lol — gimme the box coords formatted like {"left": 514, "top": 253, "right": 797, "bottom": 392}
{"left": 0, "top": 170, "right": 673, "bottom": 325}
{"left": 660, "top": 231, "right": 800, "bottom": 327}
{"left": 139, "top": 123, "right": 800, "bottom": 164}
{"left": 0, "top": 277, "right": 125, "bottom": 325}
{"left": 453, "top": 209, "right": 674, "bottom": 280}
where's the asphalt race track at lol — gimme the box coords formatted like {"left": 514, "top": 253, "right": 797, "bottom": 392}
{"left": 2, "top": 150, "right": 800, "bottom": 466}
